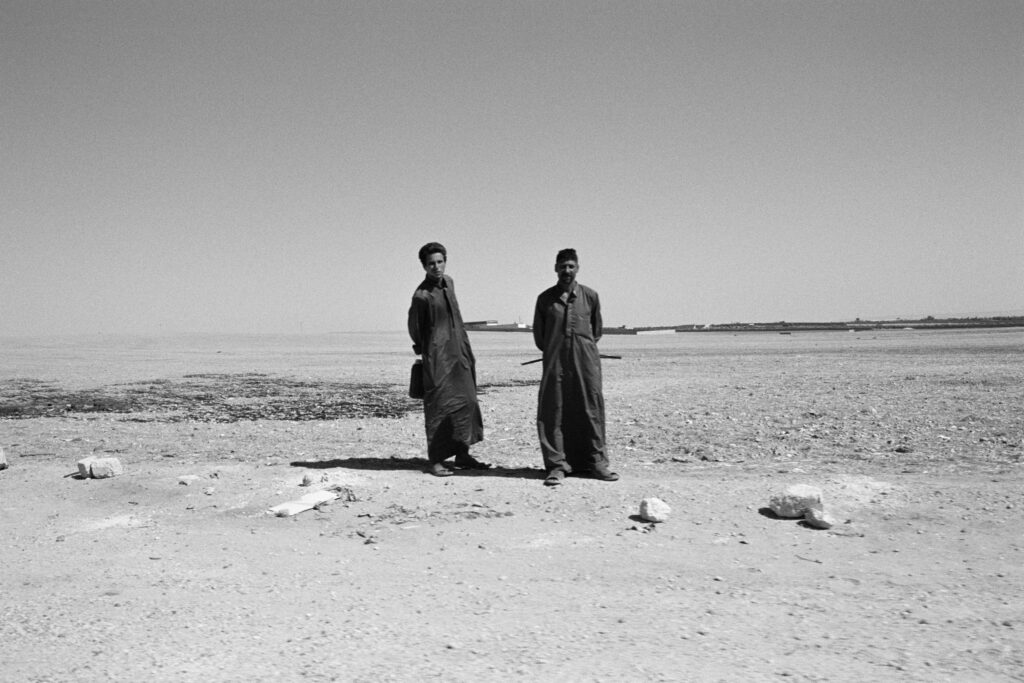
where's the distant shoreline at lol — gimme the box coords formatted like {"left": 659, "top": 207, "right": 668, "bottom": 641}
{"left": 467, "top": 317, "right": 1024, "bottom": 335}
{"left": 1, "top": 318, "right": 1021, "bottom": 340}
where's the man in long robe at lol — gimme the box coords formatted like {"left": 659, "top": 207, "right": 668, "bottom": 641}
{"left": 408, "top": 242, "right": 486, "bottom": 477}
{"left": 533, "top": 248, "right": 618, "bottom": 486}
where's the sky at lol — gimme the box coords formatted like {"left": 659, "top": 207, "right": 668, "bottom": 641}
{"left": 2, "top": 0, "right": 1022, "bottom": 335}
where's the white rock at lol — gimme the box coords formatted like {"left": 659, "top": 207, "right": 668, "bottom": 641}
{"left": 639, "top": 497, "right": 672, "bottom": 523}
{"left": 769, "top": 484, "right": 823, "bottom": 518}
{"left": 88, "top": 457, "right": 123, "bottom": 479}
{"left": 269, "top": 489, "right": 338, "bottom": 517}
{"left": 0, "top": 446, "right": 8, "bottom": 470}
{"left": 77, "top": 457, "right": 97, "bottom": 477}
{"left": 178, "top": 475, "right": 201, "bottom": 486}
{"left": 804, "top": 506, "right": 836, "bottom": 529}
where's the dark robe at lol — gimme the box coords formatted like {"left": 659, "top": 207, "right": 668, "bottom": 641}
{"left": 408, "top": 274, "right": 483, "bottom": 463}
{"left": 533, "top": 282, "right": 608, "bottom": 474}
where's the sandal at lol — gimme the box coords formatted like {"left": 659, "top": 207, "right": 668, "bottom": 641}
{"left": 544, "top": 469, "right": 565, "bottom": 486}
{"left": 424, "top": 462, "right": 454, "bottom": 477}
{"left": 453, "top": 455, "right": 492, "bottom": 470}
{"left": 589, "top": 467, "right": 619, "bottom": 482}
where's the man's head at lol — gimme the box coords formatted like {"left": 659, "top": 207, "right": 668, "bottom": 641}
{"left": 418, "top": 242, "right": 447, "bottom": 282}
{"left": 554, "top": 248, "right": 579, "bottom": 289}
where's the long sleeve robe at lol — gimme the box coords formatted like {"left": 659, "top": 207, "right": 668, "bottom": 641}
{"left": 532, "top": 282, "right": 608, "bottom": 473}
{"left": 408, "top": 274, "right": 483, "bottom": 461}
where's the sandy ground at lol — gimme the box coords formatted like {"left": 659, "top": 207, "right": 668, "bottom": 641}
{"left": 1, "top": 329, "right": 1022, "bottom": 682}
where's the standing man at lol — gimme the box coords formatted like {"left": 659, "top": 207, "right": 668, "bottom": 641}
{"left": 408, "top": 242, "right": 487, "bottom": 477}
{"left": 533, "top": 248, "right": 618, "bottom": 486}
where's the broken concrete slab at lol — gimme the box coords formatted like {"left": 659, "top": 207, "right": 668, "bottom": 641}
{"left": 77, "top": 457, "right": 97, "bottom": 477}
{"left": 769, "top": 484, "right": 823, "bottom": 518}
{"left": 268, "top": 489, "right": 338, "bottom": 517}
{"left": 88, "top": 457, "right": 124, "bottom": 479}
{"left": 76, "top": 456, "right": 123, "bottom": 479}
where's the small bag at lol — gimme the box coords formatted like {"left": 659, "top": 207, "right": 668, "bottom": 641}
{"left": 409, "top": 359, "right": 424, "bottom": 399}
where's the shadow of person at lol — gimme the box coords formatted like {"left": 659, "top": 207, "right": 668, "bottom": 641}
{"left": 445, "top": 466, "right": 542, "bottom": 480}
{"left": 290, "top": 458, "right": 542, "bottom": 480}
{"left": 291, "top": 457, "right": 422, "bottom": 471}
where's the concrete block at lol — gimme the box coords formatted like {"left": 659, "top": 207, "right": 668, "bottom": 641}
{"left": 769, "top": 484, "right": 823, "bottom": 518}
{"left": 87, "top": 457, "right": 124, "bottom": 479}
{"left": 77, "top": 457, "right": 97, "bottom": 477}
{"left": 639, "top": 497, "right": 672, "bottom": 523}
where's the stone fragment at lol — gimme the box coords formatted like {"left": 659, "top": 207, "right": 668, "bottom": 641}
{"left": 769, "top": 484, "right": 823, "bottom": 518}
{"left": 804, "top": 506, "right": 836, "bottom": 530}
{"left": 88, "top": 457, "right": 124, "bottom": 479}
{"left": 639, "top": 497, "right": 672, "bottom": 523}
{"left": 268, "top": 489, "right": 338, "bottom": 517}
{"left": 0, "top": 446, "right": 8, "bottom": 470}
{"left": 178, "top": 475, "right": 201, "bottom": 485}
{"left": 77, "top": 457, "right": 97, "bottom": 477}
{"left": 301, "top": 472, "right": 315, "bottom": 487}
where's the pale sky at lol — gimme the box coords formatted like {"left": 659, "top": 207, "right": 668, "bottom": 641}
{"left": 2, "top": 0, "right": 1022, "bottom": 334}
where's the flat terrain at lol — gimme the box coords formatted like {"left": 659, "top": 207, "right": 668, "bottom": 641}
{"left": 1, "top": 329, "right": 1022, "bottom": 682}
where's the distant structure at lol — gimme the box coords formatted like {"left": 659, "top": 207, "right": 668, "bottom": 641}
{"left": 675, "top": 316, "right": 1024, "bottom": 332}
{"left": 465, "top": 320, "right": 529, "bottom": 332}
{"left": 464, "top": 316, "right": 1024, "bottom": 334}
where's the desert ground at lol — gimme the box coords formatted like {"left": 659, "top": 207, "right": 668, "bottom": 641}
{"left": 1, "top": 328, "right": 1022, "bottom": 682}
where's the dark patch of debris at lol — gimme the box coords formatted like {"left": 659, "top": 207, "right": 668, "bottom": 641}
{"left": 0, "top": 374, "right": 422, "bottom": 423}
{"left": 477, "top": 378, "right": 538, "bottom": 392}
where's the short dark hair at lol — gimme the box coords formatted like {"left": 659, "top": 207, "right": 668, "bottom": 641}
{"left": 418, "top": 242, "right": 447, "bottom": 265}
{"left": 556, "top": 248, "right": 578, "bottom": 264}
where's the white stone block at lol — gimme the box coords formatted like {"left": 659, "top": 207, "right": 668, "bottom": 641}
{"left": 77, "top": 457, "right": 97, "bottom": 477}
{"left": 88, "top": 457, "right": 124, "bottom": 479}
{"left": 0, "top": 446, "right": 8, "bottom": 470}
{"left": 639, "top": 497, "right": 672, "bottom": 523}
{"left": 268, "top": 489, "right": 338, "bottom": 517}
{"left": 769, "top": 484, "right": 823, "bottom": 518}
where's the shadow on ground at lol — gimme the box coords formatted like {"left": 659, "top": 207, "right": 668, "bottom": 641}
{"left": 290, "top": 457, "right": 542, "bottom": 480}
{"left": 757, "top": 507, "right": 790, "bottom": 520}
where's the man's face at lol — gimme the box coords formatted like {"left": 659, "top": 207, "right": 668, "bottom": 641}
{"left": 422, "top": 252, "right": 446, "bottom": 282}
{"left": 555, "top": 259, "right": 578, "bottom": 287}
